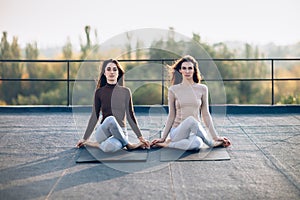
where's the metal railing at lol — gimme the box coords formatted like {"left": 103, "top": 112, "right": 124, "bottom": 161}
{"left": 1, "top": 58, "right": 300, "bottom": 105}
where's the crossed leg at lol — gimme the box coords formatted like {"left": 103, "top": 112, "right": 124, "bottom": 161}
{"left": 85, "top": 116, "right": 143, "bottom": 152}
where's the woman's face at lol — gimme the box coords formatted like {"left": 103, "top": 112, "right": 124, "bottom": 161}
{"left": 179, "top": 61, "right": 194, "bottom": 81}
{"left": 104, "top": 62, "right": 119, "bottom": 83}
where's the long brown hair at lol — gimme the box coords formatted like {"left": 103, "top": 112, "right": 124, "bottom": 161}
{"left": 170, "top": 55, "right": 201, "bottom": 85}
{"left": 96, "top": 59, "right": 125, "bottom": 88}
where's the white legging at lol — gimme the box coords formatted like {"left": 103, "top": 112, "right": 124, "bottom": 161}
{"left": 168, "top": 116, "right": 213, "bottom": 150}
{"left": 94, "top": 116, "right": 129, "bottom": 152}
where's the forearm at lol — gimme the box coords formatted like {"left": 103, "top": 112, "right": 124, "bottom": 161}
{"left": 126, "top": 93, "right": 142, "bottom": 138}
{"left": 162, "top": 89, "right": 176, "bottom": 140}
{"left": 161, "top": 115, "right": 175, "bottom": 140}
{"left": 201, "top": 85, "right": 218, "bottom": 140}
{"left": 202, "top": 112, "right": 218, "bottom": 139}
{"left": 84, "top": 91, "right": 101, "bottom": 140}
{"left": 128, "top": 120, "right": 142, "bottom": 138}
{"left": 83, "top": 112, "right": 98, "bottom": 140}
{"left": 126, "top": 109, "right": 142, "bottom": 138}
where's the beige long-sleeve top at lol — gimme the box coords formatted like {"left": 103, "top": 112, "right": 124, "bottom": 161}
{"left": 162, "top": 83, "right": 218, "bottom": 140}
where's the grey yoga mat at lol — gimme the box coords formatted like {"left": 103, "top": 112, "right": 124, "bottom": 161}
{"left": 76, "top": 146, "right": 148, "bottom": 163}
{"left": 76, "top": 146, "right": 230, "bottom": 163}
{"left": 159, "top": 147, "right": 230, "bottom": 161}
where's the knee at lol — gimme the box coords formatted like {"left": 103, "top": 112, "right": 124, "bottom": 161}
{"left": 100, "top": 142, "right": 118, "bottom": 152}
{"left": 99, "top": 139, "right": 122, "bottom": 153}
{"left": 104, "top": 116, "right": 117, "bottom": 126}
{"left": 185, "top": 116, "right": 198, "bottom": 126}
{"left": 189, "top": 136, "right": 202, "bottom": 150}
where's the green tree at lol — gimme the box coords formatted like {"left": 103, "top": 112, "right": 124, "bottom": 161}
{"left": 135, "top": 39, "right": 143, "bottom": 59}
{"left": 187, "top": 33, "right": 215, "bottom": 57}
{"left": 132, "top": 83, "right": 168, "bottom": 105}
{"left": 230, "top": 43, "right": 269, "bottom": 104}
{"left": 76, "top": 26, "right": 100, "bottom": 105}
{"left": 62, "top": 37, "right": 73, "bottom": 59}
{"left": 0, "top": 32, "right": 11, "bottom": 58}
{"left": 0, "top": 32, "right": 22, "bottom": 104}
{"left": 80, "top": 26, "right": 91, "bottom": 59}
{"left": 15, "top": 41, "right": 67, "bottom": 105}
{"left": 80, "top": 25, "right": 99, "bottom": 59}
{"left": 149, "top": 27, "right": 185, "bottom": 66}
{"left": 24, "top": 42, "right": 39, "bottom": 97}
{"left": 125, "top": 32, "right": 132, "bottom": 60}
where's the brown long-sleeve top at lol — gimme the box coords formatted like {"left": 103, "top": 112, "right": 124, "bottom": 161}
{"left": 83, "top": 83, "right": 142, "bottom": 140}
{"left": 161, "top": 83, "right": 219, "bottom": 140}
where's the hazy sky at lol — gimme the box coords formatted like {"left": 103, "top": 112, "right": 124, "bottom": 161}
{"left": 1, "top": 0, "right": 300, "bottom": 48}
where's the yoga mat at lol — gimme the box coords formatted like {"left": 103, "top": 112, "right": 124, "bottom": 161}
{"left": 76, "top": 146, "right": 148, "bottom": 163}
{"left": 160, "top": 147, "right": 230, "bottom": 161}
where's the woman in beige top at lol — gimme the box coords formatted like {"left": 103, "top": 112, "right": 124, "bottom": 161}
{"left": 151, "top": 55, "right": 231, "bottom": 150}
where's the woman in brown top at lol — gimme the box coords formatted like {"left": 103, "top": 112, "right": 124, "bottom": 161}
{"left": 77, "top": 59, "right": 150, "bottom": 152}
{"left": 151, "top": 55, "right": 231, "bottom": 150}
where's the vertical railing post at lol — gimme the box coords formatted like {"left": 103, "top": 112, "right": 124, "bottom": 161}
{"left": 67, "top": 60, "right": 70, "bottom": 106}
{"left": 271, "top": 59, "right": 274, "bottom": 105}
{"left": 161, "top": 60, "right": 165, "bottom": 105}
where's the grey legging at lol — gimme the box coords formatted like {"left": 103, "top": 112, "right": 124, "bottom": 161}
{"left": 168, "top": 116, "right": 214, "bottom": 150}
{"left": 94, "top": 116, "right": 129, "bottom": 152}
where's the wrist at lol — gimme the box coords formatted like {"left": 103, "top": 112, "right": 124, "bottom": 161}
{"left": 213, "top": 136, "right": 219, "bottom": 140}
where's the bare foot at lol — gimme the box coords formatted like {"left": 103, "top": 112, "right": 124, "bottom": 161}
{"left": 126, "top": 142, "right": 144, "bottom": 150}
{"left": 84, "top": 141, "right": 100, "bottom": 148}
{"left": 152, "top": 139, "right": 171, "bottom": 148}
{"left": 212, "top": 140, "right": 223, "bottom": 147}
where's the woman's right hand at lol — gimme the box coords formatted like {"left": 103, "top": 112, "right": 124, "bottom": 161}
{"left": 150, "top": 138, "right": 165, "bottom": 146}
{"left": 76, "top": 139, "right": 86, "bottom": 148}
{"left": 215, "top": 137, "right": 231, "bottom": 147}
{"left": 222, "top": 137, "right": 231, "bottom": 147}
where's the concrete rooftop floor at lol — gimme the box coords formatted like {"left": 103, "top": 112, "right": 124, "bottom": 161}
{"left": 0, "top": 107, "right": 299, "bottom": 200}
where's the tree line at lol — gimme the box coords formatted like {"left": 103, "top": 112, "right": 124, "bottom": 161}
{"left": 0, "top": 26, "right": 299, "bottom": 105}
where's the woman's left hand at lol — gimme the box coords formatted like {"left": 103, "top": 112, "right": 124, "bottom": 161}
{"left": 138, "top": 137, "right": 151, "bottom": 149}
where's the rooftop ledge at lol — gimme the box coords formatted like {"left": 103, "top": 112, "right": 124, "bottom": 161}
{"left": 0, "top": 105, "right": 299, "bottom": 114}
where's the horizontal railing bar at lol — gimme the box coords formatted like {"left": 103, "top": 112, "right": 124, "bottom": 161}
{"left": 1, "top": 78, "right": 299, "bottom": 82}
{"left": 1, "top": 58, "right": 300, "bottom": 63}
{"left": 219, "top": 78, "right": 300, "bottom": 81}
